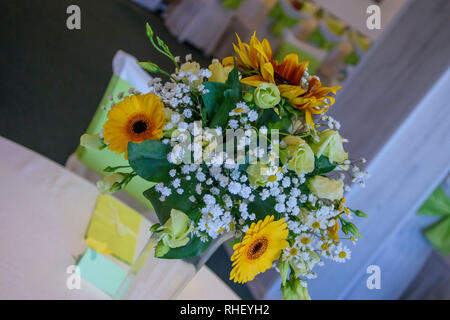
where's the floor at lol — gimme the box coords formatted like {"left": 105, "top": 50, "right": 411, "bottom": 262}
{"left": 0, "top": 0, "right": 253, "bottom": 299}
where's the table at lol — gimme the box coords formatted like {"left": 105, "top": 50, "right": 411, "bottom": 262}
{"left": 0, "top": 136, "right": 239, "bottom": 300}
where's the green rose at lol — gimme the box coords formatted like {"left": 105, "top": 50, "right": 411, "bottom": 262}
{"left": 246, "top": 162, "right": 270, "bottom": 187}
{"left": 254, "top": 83, "right": 281, "bottom": 109}
{"left": 80, "top": 133, "right": 105, "bottom": 150}
{"left": 310, "top": 130, "right": 348, "bottom": 164}
{"left": 280, "top": 136, "right": 315, "bottom": 174}
{"left": 154, "top": 209, "right": 191, "bottom": 257}
{"left": 281, "top": 277, "right": 311, "bottom": 300}
{"left": 308, "top": 176, "right": 344, "bottom": 201}
{"left": 96, "top": 172, "right": 127, "bottom": 194}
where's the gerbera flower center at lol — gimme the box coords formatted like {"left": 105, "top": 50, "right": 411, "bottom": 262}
{"left": 132, "top": 120, "right": 148, "bottom": 134}
{"left": 126, "top": 114, "right": 153, "bottom": 140}
{"left": 247, "top": 237, "right": 268, "bottom": 260}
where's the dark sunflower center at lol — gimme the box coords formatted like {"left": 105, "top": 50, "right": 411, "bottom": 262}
{"left": 274, "top": 72, "right": 293, "bottom": 85}
{"left": 132, "top": 120, "right": 148, "bottom": 134}
{"left": 247, "top": 237, "right": 268, "bottom": 260}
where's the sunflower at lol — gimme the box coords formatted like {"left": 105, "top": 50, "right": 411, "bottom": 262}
{"left": 225, "top": 33, "right": 341, "bottom": 128}
{"left": 103, "top": 93, "right": 165, "bottom": 159}
{"left": 230, "top": 215, "right": 288, "bottom": 283}
{"left": 279, "top": 77, "right": 341, "bottom": 128}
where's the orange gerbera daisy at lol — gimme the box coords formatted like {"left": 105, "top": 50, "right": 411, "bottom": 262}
{"left": 103, "top": 94, "right": 165, "bottom": 159}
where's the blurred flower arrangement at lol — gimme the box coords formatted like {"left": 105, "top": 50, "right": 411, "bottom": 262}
{"left": 80, "top": 24, "right": 369, "bottom": 300}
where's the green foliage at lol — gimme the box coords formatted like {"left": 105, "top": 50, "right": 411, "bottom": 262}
{"left": 306, "top": 155, "right": 337, "bottom": 178}
{"left": 159, "top": 235, "right": 212, "bottom": 259}
{"left": 256, "top": 108, "right": 280, "bottom": 128}
{"left": 340, "top": 218, "right": 362, "bottom": 238}
{"left": 202, "top": 62, "right": 241, "bottom": 128}
{"left": 145, "top": 23, "right": 179, "bottom": 68}
{"left": 418, "top": 187, "right": 450, "bottom": 217}
{"left": 423, "top": 216, "right": 450, "bottom": 256}
{"left": 128, "top": 140, "right": 174, "bottom": 183}
{"left": 143, "top": 181, "right": 199, "bottom": 225}
{"left": 247, "top": 193, "right": 279, "bottom": 221}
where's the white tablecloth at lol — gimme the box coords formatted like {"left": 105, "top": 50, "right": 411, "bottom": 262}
{"left": 0, "top": 136, "right": 238, "bottom": 300}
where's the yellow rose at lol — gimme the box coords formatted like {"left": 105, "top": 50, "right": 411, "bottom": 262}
{"left": 280, "top": 136, "right": 315, "bottom": 174}
{"left": 310, "top": 130, "right": 348, "bottom": 164}
{"left": 208, "top": 60, "right": 233, "bottom": 83}
{"left": 179, "top": 62, "right": 202, "bottom": 86}
{"left": 308, "top": 176, "right": 344, "bottom": 201}
{"left": 179, "top": 61, "right": 201, "bottom": 74}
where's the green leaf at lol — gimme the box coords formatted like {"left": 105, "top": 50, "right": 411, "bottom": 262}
{"left": 128, "top": 140, "right": 173, "bottom": 183}
{"left": 159, "top": 235, "right": 212, "bottom": 259}
{"left": 143, "top": 182, "right": 199, "bottom": 224}
{"left": 256, "top": 108, "right": 280, "bottom": 128}
{"left": 312, "top": 156, "right": 337, "bottom": 176}
{"left": 155, "top": 240, "right": 170, "bottom": 257}
{"left": 202, "top": 82, "right": 228, "bottom": 118}
{"left": 202, "top": 62, "right": 240, "bottom": 127}
{"left": 247, "top": 193, "right": 279, "bottom": 221}
{"left": 346, "top": 221, "right": 362, "bottom": 238}
{"left": 209, "top": 94, "right": 237, "bottom": 128}
{"left": 224, "top": 61, "right": 240, "bottom": 99}
{"left": 149, "top": 223, "right": 161, "bottom": 233}
{"left": 423, "top": 216, "right": 450, "bottom": 256}
{"left": 418, "top": 187, "right": 450, "bottom": 217}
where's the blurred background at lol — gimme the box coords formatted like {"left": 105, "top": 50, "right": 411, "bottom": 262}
{"left": 0, "top": 0, "right": 449, "bottom": 300}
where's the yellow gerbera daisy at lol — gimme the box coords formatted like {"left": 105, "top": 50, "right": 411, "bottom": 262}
{"left": 103, "top": 93, "right": 165, "bottom": 159}
{"left": 230, "top": 215, "right": 288, "bottom": 284}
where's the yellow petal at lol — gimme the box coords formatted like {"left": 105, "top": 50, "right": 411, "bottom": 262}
{"left": 240, "top": 75, "right": 268, "bottom": 87}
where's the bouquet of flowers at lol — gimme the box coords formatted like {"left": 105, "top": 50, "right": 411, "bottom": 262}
{"left": 80, "top": 24, "right": 369, "bottom": 300}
